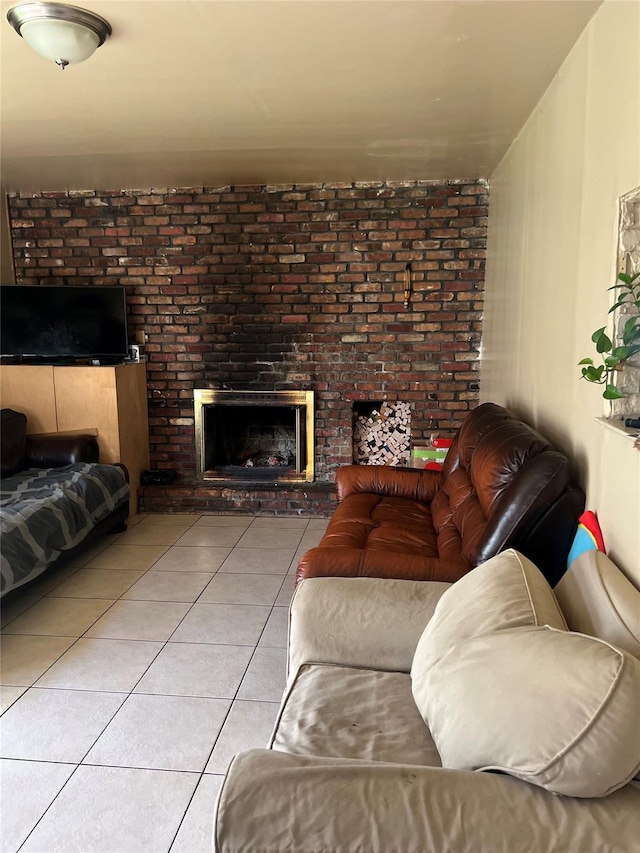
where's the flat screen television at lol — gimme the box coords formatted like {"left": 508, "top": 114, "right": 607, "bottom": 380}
{"left": 0, "top": 284, "right": 129, "bottom": 364}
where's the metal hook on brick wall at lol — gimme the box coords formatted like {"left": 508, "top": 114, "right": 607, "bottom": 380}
{"left": 403, "top": 263, "right": 412, "bottom": 310}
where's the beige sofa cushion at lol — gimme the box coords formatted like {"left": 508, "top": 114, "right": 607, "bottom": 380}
{"left": 417, "top": 625, "right": 640, "bottom": 797}
{"left": 411, "top": 549, "right": 566, "bottom": 691}
{"left": 271, "top": 663, "right": 441, "bottom": 768}
{"left": 289, "top": 576, "right": 450, "bottom": 678}
{"left": 555, "top": 549, "right": 640, "bottom": 658}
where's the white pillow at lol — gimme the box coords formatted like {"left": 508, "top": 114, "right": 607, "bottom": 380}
{"left": 415, "top": 624, "right": 640, "bottom": 798}
{"left": 411, "top": 548, "right": 566, "bottom": 701}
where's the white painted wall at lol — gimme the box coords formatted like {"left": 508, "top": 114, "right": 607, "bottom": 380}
{"left": 483, "top": 0, "right": 640, "bottom": 581}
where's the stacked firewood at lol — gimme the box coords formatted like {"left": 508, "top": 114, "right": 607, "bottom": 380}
{"left": 353, "top": 401, "right": 411, "bottom": 466}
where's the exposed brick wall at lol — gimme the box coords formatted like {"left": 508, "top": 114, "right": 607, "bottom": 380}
{"left": 8, "top": 180, "right": 487, "bottom": 489}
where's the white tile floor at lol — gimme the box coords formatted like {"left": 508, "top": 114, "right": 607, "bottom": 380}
{"left": 0, "top": 513, "right": 329, "bottom": 853}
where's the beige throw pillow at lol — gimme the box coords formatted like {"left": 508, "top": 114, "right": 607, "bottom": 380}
{"left": 418, "top": 625, "right": 640, "bottom": 798}
{"left": 411, "top": 548, "right": 566, "bottom": 700}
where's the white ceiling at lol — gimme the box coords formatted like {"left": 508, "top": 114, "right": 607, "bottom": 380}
{"left": 0, "top": 0, "right": 601, "bottom": 192}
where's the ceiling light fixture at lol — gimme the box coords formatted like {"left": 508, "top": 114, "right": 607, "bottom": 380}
{"left": 6, "top": 2, "right": 111, "bottom": 70}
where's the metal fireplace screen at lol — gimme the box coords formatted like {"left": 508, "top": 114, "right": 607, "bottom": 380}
{"left": 194, "top": 389, "right": 315, "bottom": 482}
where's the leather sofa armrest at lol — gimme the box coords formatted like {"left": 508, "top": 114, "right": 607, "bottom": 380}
{"left": 336, "top": 463, "right": 441, "bottom": 503}
{"left": 214, "top": 750, "right": 640, "bottom": 853}
{"left": 288, "top": 576, "right": 450, "bottom": 677}
{"left": 26, "top": 433, "right": 99, "bottom": 468}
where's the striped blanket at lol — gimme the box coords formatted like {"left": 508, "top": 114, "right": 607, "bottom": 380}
{"left": 0, "top": 463, "right": 129, "bottom": 597}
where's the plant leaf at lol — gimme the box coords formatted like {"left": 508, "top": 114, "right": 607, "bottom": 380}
{"left": 603, "top": 384, "right": 624, "bottom": 400}
{"left": 582, "top": 365, "right": 605, "bottom": 382}
{"left": 594, "top": 329, "right": 612, "bottom": 353}
{"left": 623, "top": 316, "right": 640, "bottom": 339}
{"left": 577, "top": 358, "right": 594, "bottom": 365}
{"left": 611, "top": 346, "right": 631, "bottom": 360}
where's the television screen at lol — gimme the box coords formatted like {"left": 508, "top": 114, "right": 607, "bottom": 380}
{"left": 0, "top": 285, "right": 129, "bottom": 363}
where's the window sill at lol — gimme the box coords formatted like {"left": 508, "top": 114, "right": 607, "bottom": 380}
{"left": 595, "top": 417, "right": 639, "bottom": 445}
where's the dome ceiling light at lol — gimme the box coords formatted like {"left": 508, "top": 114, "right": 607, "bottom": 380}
{"left": 6, "top": 2, "right": 111, "bottom": 70}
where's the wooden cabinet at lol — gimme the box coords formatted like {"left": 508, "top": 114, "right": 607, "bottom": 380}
{"left": 0, "top": 363, "right": 150, "bottom": 515}
{"left": 0, "top": 364, "right": 58, "bottom": 433}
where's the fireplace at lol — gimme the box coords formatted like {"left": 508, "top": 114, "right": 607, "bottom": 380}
{"left": 194, "top": 389, "right": 315, "bottom": 483}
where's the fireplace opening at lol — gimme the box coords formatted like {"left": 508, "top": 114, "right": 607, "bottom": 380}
{"left": 194, "top": 389, "right": 315, "bottom": 482}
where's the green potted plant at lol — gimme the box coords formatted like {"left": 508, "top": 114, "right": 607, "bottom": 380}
{"left": 579, "top": 270, "right": 640, "bottom": 400}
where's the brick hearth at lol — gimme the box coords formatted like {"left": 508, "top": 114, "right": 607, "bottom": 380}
{"left": 8, "top": 179, "right": 486, "bottom": 512}
{"left": 138, "top": 481, "right": 336, "bottom": 517}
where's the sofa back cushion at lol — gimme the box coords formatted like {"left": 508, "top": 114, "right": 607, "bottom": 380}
{"left": 431, "top": 403, "right": 575, "bottom": 567}
{"left": 419, "top": 624, "right": 640, "bottom": 798}
{"left": 411, "top": 549, "right": 566, "bottom": 689}
{"left": 555, "top": 549, "right": 640, "bottom": 658}
{"left": 1, "top": 409, "right": 27, "bottom": 478}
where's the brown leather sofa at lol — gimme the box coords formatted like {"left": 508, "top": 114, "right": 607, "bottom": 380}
{"left": 297, "top": 403, "right": 584, "bottom": 587}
